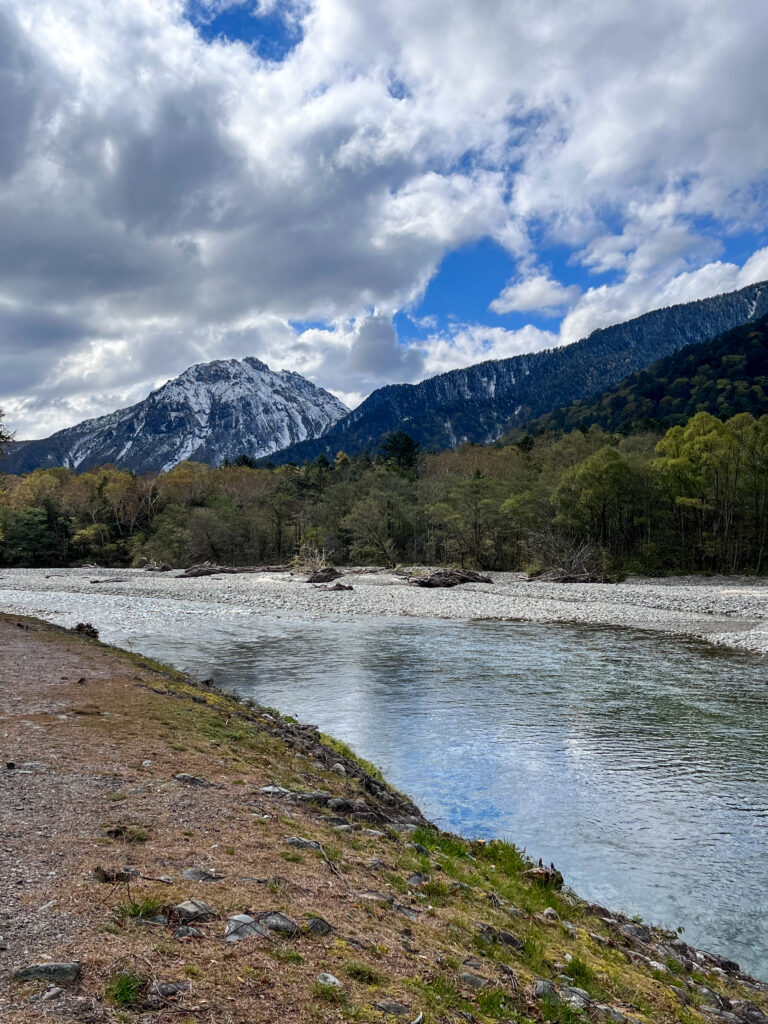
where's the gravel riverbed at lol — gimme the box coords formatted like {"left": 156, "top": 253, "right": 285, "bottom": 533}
{"left": 2, "top": 566, "right": 768, "bottom": 654}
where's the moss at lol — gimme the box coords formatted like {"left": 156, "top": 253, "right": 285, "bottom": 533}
{"left": 344, "top": 961, "right": 384, "bottom": 985}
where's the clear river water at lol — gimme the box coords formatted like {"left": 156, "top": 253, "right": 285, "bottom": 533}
{"left": 2, "top": 586, "right": 767, "bottom": 977}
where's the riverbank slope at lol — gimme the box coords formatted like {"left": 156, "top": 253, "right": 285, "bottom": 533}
{"left": 1, "top": 614, "right": 766, "bottom": 1024}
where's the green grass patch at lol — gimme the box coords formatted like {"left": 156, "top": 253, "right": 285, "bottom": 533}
{"left": 270, "top": 945, "right": 305, "bottom": 965}
{"left": 115, "top": 896, "right": 165, "bottom": 923}
{"left": 312, "top": 981, "right": 347, "bottom": 1004}
{"left": 105, "top": 970, "right": 145, "bottom": 1007}
{"left": 411, "top": 826, "right": 469, "bottom": 859}
{"left": 344, "top": 961, "right": 384, "bottom": 985}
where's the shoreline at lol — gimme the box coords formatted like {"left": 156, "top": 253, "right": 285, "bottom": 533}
{"left": 2, "top": 613, "right": 767, "bottom": 1024}
{"left": 1, "top": 566, "right": 768, "bottom": 655}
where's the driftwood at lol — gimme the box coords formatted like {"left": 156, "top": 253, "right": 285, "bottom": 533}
{"left": 407, "top": 569, "right": 493, "bottom": 588}
{"left": 313, "top": 582, "right": 354, "bottom": 592}
{"left": 529, "top": 570, "right": 610, "bottom": 583}
{"left": 305, "top": 567, "right": 343, "bottom": 584}
{"left": 178, "top": 561, "right": 292, "bottom": 578}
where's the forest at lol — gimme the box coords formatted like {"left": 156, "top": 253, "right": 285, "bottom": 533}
{"left": 1, "top": 410, "right": 768, "bottom": 576}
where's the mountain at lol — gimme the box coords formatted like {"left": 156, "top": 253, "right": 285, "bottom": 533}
{"left": 268, "top": 281, "right": 768, "bottom": 464}
{"left": 513, "top": 314, "right": 768, "bottom": 436}
{"left": 1, "top": 358, "right": 348, "bottom": 475}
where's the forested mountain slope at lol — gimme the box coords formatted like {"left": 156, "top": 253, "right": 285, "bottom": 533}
{"left": 517, "top": 315, "right": 768, "bottom": 436}
{"left": 269, "top": 281, "right": 768, "bottom": 463}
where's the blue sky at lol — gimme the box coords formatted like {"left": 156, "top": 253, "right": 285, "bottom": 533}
{"left": 3, "top": 0, "right": 768, "bottom": 433}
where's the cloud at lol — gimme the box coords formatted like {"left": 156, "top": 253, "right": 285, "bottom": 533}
{"left": 2, "top": 0, "right": 768, "bottom": 437}
{"left": 490, "top": 274, "right": 581, "bottom": 316}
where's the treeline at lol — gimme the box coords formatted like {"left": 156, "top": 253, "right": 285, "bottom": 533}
{"left": 1, "top": 412, "right": 768, "bottom": 575}
{"left": 519, "top": 317, "right": 768, "bottom": 437}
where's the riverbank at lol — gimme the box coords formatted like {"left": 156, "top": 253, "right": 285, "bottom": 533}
{"left": 2, "top": 614, "right": 767, "bottom": 1024}
{"left": 2, "top": 567, "right": 768, "bottom": 654}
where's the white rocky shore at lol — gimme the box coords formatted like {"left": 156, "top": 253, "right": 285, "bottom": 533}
{"left": 2, "top": 566, "right": 768, "bottom": 655}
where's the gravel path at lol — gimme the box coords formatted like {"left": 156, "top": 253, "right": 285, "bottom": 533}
{"left": 1, "top": 567, "right": 768, "bottom": 655}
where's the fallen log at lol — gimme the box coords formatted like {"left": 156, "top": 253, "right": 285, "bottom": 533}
{"left": 178, "top": 561, "right": 292, "bottom": 578}
{"left": 305, "top": 567, "right": 343, "bottom": 584}
{"left": 407, "top": 569, "right": 493, "bottom": 588}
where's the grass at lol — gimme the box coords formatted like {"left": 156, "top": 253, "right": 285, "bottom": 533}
{"left": 344, "top": 961, "right": 384, "bottom": 985}
{"left": 312, "top": 981, "right": 347, "bottom": 1004}
{"left": 270, "top": 945, "right": 305, "bottom": 964}
{"left": 565, "top": 955, "right": 609, "bottom": 1000}
{"left": 318, "top": 732, "right": 386, "bottom": 782}
{"left": 105, "top": 969, "right": 145, "bottom": 1007}
{"left": 407, "top": 975, "right": 473, "bottom": 1016}
{"left": 103, "top": 823, "right": 149, "bottom": 844}
{"left": 115, "top": 896, "right": 165, "bottom": 923}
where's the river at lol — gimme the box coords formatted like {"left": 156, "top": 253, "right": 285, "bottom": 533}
{"left": 1, "top": 584, "right": 767, "bottom": 976}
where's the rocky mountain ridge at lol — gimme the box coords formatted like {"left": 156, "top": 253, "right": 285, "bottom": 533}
{"left": 1, "top": 357, "right": 348, "bottom": 475}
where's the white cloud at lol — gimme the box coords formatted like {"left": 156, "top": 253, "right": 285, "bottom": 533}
{"left": 490, "top": 274, "right": 581, "bottom": 316}
{"left": 2, "top": 0, "right": 768, "bottom": 436}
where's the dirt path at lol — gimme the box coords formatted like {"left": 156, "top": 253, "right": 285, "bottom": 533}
{"left": 1, "top": 614, "right": 766, "bottom": 1024}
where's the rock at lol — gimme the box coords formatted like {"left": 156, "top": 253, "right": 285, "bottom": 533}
{"left": 295, "top": 790, "right": 332, "bottom": 803}
{"left": 41, "top": 987, "right": 63, "bottom": 1002}
{"left": 306, "top": 567, "right": 343, "bottom": 584}
{"left": 144, "top": 914, "right": 169, "bottom": 926}
{"left": 173, "top": 773, "right": 211, "bottom": 787}
{"left": 408, "top": 872, "right": 430, "bottom": 887}
{"left": 395, "top": 904, "right": 420, "bottom": 920}
{"left": 618, "top": 922, "right": 652, "bottom": 945}
{"left": 259, "top": 911, "right": 298, "bottom": 935}
{"left": 460, "top": 972, "right": 487, "bottom": 990}
{"left": 525, "top": 864, "right": 564, "bottom": 888}
{"left": 670, "top": 986, "right": 690, "bottom": 1004}
{"left": 594, "top": 1004, "right": 627, "bottom": 1022}
{"left": 318, "top": 815, "right": 350, "bottom": 826}
{"left": 317, "top": 973, "right": 342, "bottom": 987}
{"left": 5, "top": 761, "right": 15, "bottom": 770}
{"left": 409, "top": 843, "right": 429, "bottom": 855}
{"left": 390, "top": 823, "right": 417, "bottom": 833}
{"left": 149, "top": 980, "right": 191, "bottom": 999}
{"left": 562, "top": 920, "right": 577, "bottom": 937}
{"left": 304, "top": 916, "right": 334, "bottom": 936}
{"left": 730, "top": 1000, "right": 768, "bottom": 1023}
{"left": 542, "top": 906, "right": 560, "bottom": 921}
{"left": 361, "top": 828, "right": 386, "bottom": 837}
{"left": 287, "top": 836, "right": 321, "bottom": 850}
{"left": 534, "top": 979, "right": 559, "bottom": 1001}
{"left": 561, "top": 985, "right": 591, "bottom": 1009}
{"left": 173, "top": 925, "right": 203, "bottom": 939}
{"left": 225, "top": 914, "right": 269, "bottom": 942}
{"left": 259, "top": 785, "right": 291, "bottom": 796}
{"left": 14, "top": 963, "right": 81, "bottom": 985}
{"left": 327, "top": 797, "right": 351, "bottom": 811}
{"left": 332, "top": 763, "right": 346, "bottom": 776}
{"left": 376, "top": 1001, "right": 410, "bottom": 1016}
{"left": 183, "top": 868, "right": 223, "bottom": 883}
{"left": 173, "top": 899, "right": 216, "bottom": 923}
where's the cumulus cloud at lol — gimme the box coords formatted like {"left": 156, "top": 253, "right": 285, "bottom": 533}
{"left": 2, "top": 0, "right": 768, "bottom": 436}
{"left": 490, "top": 274, "right": 581, "bottom": 316}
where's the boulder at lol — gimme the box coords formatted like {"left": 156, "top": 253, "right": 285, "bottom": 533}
{"left": 14, "top": 963, "right": 81, "bottom": 985}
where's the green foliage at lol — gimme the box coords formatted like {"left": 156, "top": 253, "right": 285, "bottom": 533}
{"left": 105, "top": 969, "right": 145, "bottom": 1007}
{"left": 343, "top": 961, "right": 384, "bottom": 984}
{"left": 2, "top": 409, "right": 768, "bottom": 574}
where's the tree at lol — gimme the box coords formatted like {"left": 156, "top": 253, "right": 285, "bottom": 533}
{"left": 0, "top": 407, "right": 13, "bottom": 457}
{"left": 380, "top": 430, "right": 420, "bottom": 472}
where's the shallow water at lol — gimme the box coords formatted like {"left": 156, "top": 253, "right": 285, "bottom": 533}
{"left": 2, "top": 585, "right": 768, "bottom": 976}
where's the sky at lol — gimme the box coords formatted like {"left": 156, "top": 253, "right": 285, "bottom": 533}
{"left": 3, "top": 0, "right": 768, "bottom": 437}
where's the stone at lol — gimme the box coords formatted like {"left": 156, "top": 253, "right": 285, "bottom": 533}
{"left": 317, "top": 973, "right": 342, "bottom": 987}
{"left": 376, "top": 1001, "right": 410, "bottom": 1015}
{"left": 259, "top": 911, "right": 298, "bottom": 935}
{"left": 368, "top": 858, "right": 387, "bottom": 869}
{"left": 390, "top": 822, "right": 417, "bottom": 833}
{"left": 173, "top": 899, "right": 215, "bottom": 923}
{"left": 225, "top": 914, "right": 268, "bottom": 942}
{"left": 304, "top": 916, "right": 334, "bottom": 936}
{"left": 173, "top": 773, "right": 211, "bottom": 787}
{"left": 460, "top": 972, "right": 487, "bottom": 990}
{"left": 41, "top": 987, "right": 63, "bottom": 1002}
{"left": 534, "top": 979, "right": 559, "bottom": 1001}
{"left": 670, "top": 986, "right": 690, "bottom": 1004}
{"left": 14, "top": 963, "right": 81, "bottom": 985}
{"left": 327, "top": 797, "right": 351, "bottom": 811}
{"left": 561, "top": 985, "right": 592, "bottom": 1009}
{"left": 542, "top": 906, "right": 560, "bottom": 921}
{"left": 408, "top": 872, "right": 430, "bottom": 887}
{"left": 287, "top": 836, "right": 321, "bottom": 850}
{"left": 295, "top": 790, "right": 331, "bottom": 803}
{"left": 259, "top": 785, "right": 291, "bottom": 796}
{"left": 395, "top": 904, "right": 420, "bottom": 921}
{"left": 144, "top": 914, "right": 169, "bottom": 926}
{"left": 618, "top": 922, "right": 652, "bottom": 945}
{"left": 361, "top": 829, "right": 386, "bottom": 838}
{"left": 331, "top": 763, "right": 346, "bottom": 776}
{"left": 183, "top": 868, "right": 224, "bottom": 883}
{"left": 318, "top": 815, "right": 350, "bottom": 826}
{"left": 173, "top": 925, "right": 203, "bottom": 939}
{"left": 562, "top": 920, "right": 577, "bottom": 937}
{"left": 594, "top": 1004, "right": 627, "bottom": 1022}
{"left": 410, "top": 843, "right": 429, "bottom": 855}
{"left": 149, "top": 981, "right": 191, "bottom": 999}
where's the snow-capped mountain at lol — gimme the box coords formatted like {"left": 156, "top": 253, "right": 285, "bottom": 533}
{"left": 2, "top": 358, "right": 348, "bottom": 475}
